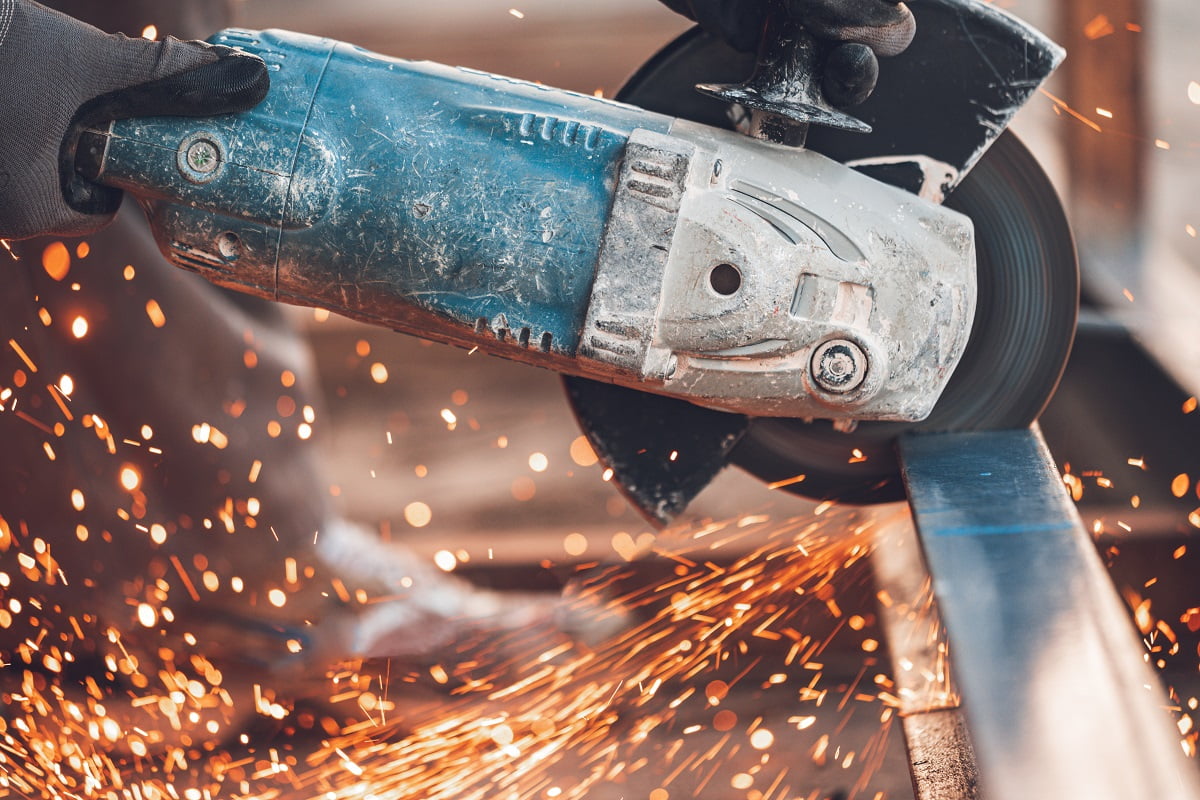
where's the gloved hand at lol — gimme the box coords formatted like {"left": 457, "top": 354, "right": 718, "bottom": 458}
{"left": 657, "top": 0, "right": 916, "bottom": 107}
{"left": 0, "top": 0, "right": 268, "bottom": 241}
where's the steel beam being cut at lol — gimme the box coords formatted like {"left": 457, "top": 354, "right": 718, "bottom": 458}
{"left": 888, "top": 427, "right": 1198, "bottom": 800}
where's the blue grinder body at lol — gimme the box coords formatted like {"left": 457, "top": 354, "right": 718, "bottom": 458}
{"left": 82, "top": 26, "right": 987, "bottom": 427}
{"left": 92, "top": 29, "right": 670, "bottom": 357}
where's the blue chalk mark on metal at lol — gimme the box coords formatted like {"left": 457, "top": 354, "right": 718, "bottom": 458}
{"left": 924, "top": 521, "right": 1077, "bottom": 538}
{"left": 898, "top": 428, "right": 1076, "bottom": 538}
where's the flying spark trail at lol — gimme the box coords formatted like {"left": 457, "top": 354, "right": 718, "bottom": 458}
{"left": 16, "top": 487, "right": 1198, "bottom": 798}
{"left": 257, "top": 509, "right": 906, "bottom": 799}
{"left": 0, "top": 509, "right": 913, "bottom": 799}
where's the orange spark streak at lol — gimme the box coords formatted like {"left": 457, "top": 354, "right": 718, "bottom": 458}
{"left": 169, "top": 555, "right": 202, "bottom": 603}
{"left": 1040, "top": 88, "right": 1103, "bottom": 132}
{"left": 46, "top": 384, "right": 73, "bottom": 421}
{"left": 8, "top": 339, "right": 38, "bottom": 372}
{"left": 767, "top": 474, "right": 807, "bottom": 490}
{"left": 15, "top": 410, "right": 53, "bottom": 435}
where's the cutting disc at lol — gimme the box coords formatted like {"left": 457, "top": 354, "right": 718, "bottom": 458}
{"left": 613, "top": 23, "right": 1079, "bottom": 505}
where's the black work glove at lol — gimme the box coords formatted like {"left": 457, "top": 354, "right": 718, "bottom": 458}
{"left": 0, "top": 0, "right": 268, "bottom": 241}
{"left": 658, "top": 0, "right": 916, "bottom": 106}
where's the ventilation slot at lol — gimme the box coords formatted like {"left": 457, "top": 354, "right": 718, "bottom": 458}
{"left": 168, "top": 243, "right": 230, "bottom": 274}
{"left": 516, "top": 113, "right": 600, "bottom": 149}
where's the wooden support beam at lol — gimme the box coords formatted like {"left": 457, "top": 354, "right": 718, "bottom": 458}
{"left": 1057, "top": 0, "right": 1149, "bottom": 296}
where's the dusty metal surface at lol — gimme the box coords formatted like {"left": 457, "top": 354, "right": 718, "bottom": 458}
{"left": 582, "top": 117, "right": 978, "bottom": 421}
{"left": 901, "top": 711, "right": 979, "bottom": 800}
{"left": 898, "top": 428, "right": 1200, "bottom": 800}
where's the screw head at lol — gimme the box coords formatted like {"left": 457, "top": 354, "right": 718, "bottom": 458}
{"left": 186, "top": 140, "right": 220, "bottom": 173}
{"left": 811, "top": 339, "right": 868, "bottom": 394}
{"left": 178, "top": 134, "right": 223, "bottom": 183}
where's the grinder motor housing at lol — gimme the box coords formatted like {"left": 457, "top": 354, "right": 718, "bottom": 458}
{"left": 79, "top": 28, "right": 976, "bottom": 424}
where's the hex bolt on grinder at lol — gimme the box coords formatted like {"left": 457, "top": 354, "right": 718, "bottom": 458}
{"left": 72, "top": 0, "right": 1078, "bottom": 524}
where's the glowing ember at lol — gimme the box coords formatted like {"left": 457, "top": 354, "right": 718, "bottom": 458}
{"left": 405, "top": 501, "right": 433, "bottom": 528}
{"left": 569, "top": 435, "right": 599, "bottom": 467}
{"left": 119, "top": 464, "right": 141, "bottom": 491}
{"left": 136, "top": 602, "right": 157, "bottom": 628}
{"left": 562, "top": 532, "right": 588, "bottom": 557}
{"left": 70, "top": 315, "right": 89, "bottom": 338}
{"left": 41, "top": 241, "right": 70, "bottom": 281}
{"left": 1083, "top": 13, "right": 1115, "bottom": 39}
{"left": 433, "top": 549, "right": 457, "bottom": 571}
{"left": 144, "top": 299, "right": 167, "bottom": 328}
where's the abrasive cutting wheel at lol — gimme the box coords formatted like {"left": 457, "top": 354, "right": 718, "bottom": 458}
{"left": 599, "top": 18, "right": 1079, "bottom": 507}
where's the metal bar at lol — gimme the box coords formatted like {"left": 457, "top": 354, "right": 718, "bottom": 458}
{"left": 897, "top": 427, "right": 1198, "bottom": 800}
{"left": 873, "top": 518, "right": 979, "bottom": 800}
{"left": 901, "top": 711, "right": 980, "bottom": 800}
